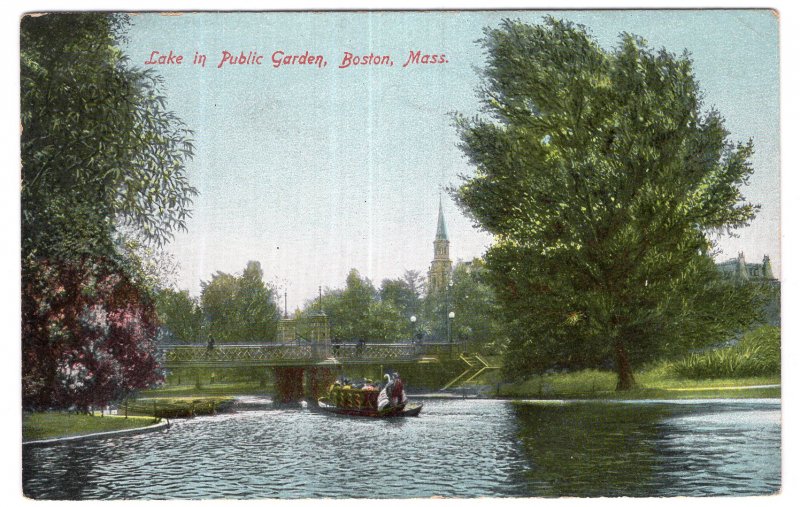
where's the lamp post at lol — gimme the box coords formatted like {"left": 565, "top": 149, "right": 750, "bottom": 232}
{"left": 447, "top": 311, "right": 455, "bottom": 343}
{"left": 410, "top": 315, "right": 417, "bottom": 343}
{"left": 445, "top": 279, "right": 454, "bottom": 342}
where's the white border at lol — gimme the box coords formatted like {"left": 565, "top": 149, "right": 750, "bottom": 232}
{"left": 2, "top": 2, "right": 796, "bottom": 507}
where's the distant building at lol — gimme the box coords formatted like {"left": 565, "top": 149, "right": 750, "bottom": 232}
{"left": 427, "top": 198, "right": 452, "bottom": 293}
{"left": 717, "top": 252, "right": 776, "bottom": 282}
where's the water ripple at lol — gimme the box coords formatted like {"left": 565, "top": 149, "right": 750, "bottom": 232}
{"left": 23, "top": 398, "right": 779, "bottom": 499}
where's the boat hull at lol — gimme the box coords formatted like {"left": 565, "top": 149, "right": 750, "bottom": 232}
{"left": 318, "top": 398, "right": 422, "bottom": 417}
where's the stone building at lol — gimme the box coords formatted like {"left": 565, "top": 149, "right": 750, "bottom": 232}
{"left": 427, "top": 199, "right": 453, "bottom": 293}
{"left": 717, "top": 252, "right": 776, "bottom": 282}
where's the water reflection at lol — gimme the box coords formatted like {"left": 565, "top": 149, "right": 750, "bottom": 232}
{"left": 22, "top": 398, "right": 779, "bottom": 499}
{"left": 512, "top": 399, "right": 780, "bottom": 497}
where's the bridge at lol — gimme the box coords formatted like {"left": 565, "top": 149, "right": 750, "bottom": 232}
{"left": 161, "top": 341, "right": 464, "bottom": 368}
{"left": 161, "top": 341, "right": 467, "bottom": 403}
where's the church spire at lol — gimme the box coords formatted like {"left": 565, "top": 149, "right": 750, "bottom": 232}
{"left": 436, "top": 197, "right": 449, "bottom": 241}
{"left": 429, "top": 196, "right": 453, "bottom": 293}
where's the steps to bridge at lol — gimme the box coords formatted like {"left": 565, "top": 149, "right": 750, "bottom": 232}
{"left": 440, "top": 353, "right": 499, "bottom": 391}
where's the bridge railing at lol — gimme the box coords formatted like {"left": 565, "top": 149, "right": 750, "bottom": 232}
{"left": 162, "top": 343, "right": 317, "bottom": 365}
{"left": 160, "top": 341, "right": 461, "bottom": 365}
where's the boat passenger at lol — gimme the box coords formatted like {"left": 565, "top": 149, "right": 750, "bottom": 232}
{"left": 391, "top": 372, "right": 408, "bottom": 406}
{"left": 377, "top": 373, "right": 393, "bottom": 410}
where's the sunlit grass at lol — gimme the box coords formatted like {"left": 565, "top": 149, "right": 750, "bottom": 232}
{"left": 494, "top": 368, "right": 779, "bottom": 400}
{"left": 23, "top": 412, "right": 158, "bottom": 442}
{"left": 125, "top": 396, "right": 236, "bottom": 418}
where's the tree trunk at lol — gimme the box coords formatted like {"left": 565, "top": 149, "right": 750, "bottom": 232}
{"left": 614, "top": 341, "right": 636, "bottom": 391}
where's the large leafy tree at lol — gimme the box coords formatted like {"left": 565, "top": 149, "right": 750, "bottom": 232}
{"left": 21, "top": 13, "right": 197, "bottom": 258}
{"left": 455, "top": 18, "right": 761, "bottom": 389}
{"left": 21, "top": 13, "right": 197, "bottom": 409}
{"left": 200, "top": 261, "right": 279, "bottom": 342}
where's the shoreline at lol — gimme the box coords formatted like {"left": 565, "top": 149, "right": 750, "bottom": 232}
{"left": 23, "top": 419, "right": 170, "bottom": 448}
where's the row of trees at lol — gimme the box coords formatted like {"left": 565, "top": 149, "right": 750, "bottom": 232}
{"left": 294, "top": 262, "right": 509, "bottom": 353}
{"left": 155, "top": 261, "right": 509, "bottom": 354}
{"left": 22, "top": 14, "right": 197, "bottom": 410}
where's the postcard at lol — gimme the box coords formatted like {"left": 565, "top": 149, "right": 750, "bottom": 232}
{"left": 19, "top": 9, "right": 780, "bottom": 499}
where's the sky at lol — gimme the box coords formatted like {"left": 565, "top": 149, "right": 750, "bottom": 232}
{"left": 123, "top": 10, "right": 780, "bottom": 311}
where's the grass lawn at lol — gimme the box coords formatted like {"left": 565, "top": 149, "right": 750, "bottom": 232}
{"left": 125, "top": 396, "right": 236, "bottom": 418}
{"left": 23, "top": 412, "right": 159, "bottom": 442}
{"left": 492, "top": 369, "right": 780, "bottom": 400}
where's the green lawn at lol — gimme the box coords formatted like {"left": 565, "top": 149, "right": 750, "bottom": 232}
{"left": 125, "top": 396, "right": 236, "bottom": 418}
{"left": 492, "top": 369, "right": 780, "bottom": 400}
{"left": 23, "top": 412, "right": 159, "bottom": 442}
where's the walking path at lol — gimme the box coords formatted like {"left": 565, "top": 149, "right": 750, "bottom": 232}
{"left": 23, "top": 419, "right": 169, "bottom": 447}
{"left": 662, "top": 384, "right": 780, "bottom": 392}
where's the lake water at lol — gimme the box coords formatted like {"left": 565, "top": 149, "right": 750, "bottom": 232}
{"left": 22, "top": 397, "right": 780, "bottom": 499}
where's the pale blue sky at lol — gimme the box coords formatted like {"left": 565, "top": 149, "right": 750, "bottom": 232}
{"left": 124, "top": 10, "right": 780, "bottom": 310}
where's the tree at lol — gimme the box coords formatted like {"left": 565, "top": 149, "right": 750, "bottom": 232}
{"left": 304, "top": 269, "right": 407, "bottom": 343}
{"left": 448, "top": 260, "right": 509, "bottom": 354}
{"left": 418, "top": 260, "right": 509, "bottom": 352}
{"left": 155, "top": 289, "right": 203, "bottom": 344}
{"left": 380, "top": 269, "right": 424, "bottom": 320}
{"left": 21, "top": 13, "right": 197, "bottom": 259}
{"left": 20, "top": 13, "right": 197, "bottom": 409}
{"left": 455, "top": 18, "right": 761, "bottom": 389}
{"left": 22, "top": 257, "right": 163, "bottom": 411}
{"left": 200, "top": 261, "right": 279, "bottom": 342}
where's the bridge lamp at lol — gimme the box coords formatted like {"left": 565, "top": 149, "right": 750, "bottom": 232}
{"left": 447, "top": 311, "right": 455, "bottom": 342}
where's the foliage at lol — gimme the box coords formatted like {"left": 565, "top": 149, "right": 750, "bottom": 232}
{"left": 20, "top": 13, "right": 197, "bottom": 411}
{"left": 125, "top": 396, "right": 235, "bottom": 418}
{"left": 155, "top": 289, "right": 203, "bottom": 343}
{"left": 22, "top": 257, "right": 164, "bottom": 411}
{"left": 420, "top": 260, "right": 508, "bottom": 353}
{"left": 379, "top": 270, "right": 424, "bottom": 320}
{"left": 455, "top": 18, "right": 761, "bottom": 389}
{"left": 498, "top": 368, "right": 780, "bottom": 399}
{"left": 306, "top": 263, "right": 510, "bottom": 349}
{"left": 115, "top": 235, "right": 181, "bottom": 295}
{"left": 21, "top": 13, "right": 197, "bottom": 259}
{"left": 670, "top": 325, "right": 780, "bottom": 379}
{"left": 303, "top": 269, "right": 408, "bottom": 342}
{"left": 200, "top": 261, "right": 280, "bottom": 342}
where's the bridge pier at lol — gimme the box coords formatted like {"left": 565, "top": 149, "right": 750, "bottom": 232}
{"left": 305, "top": 366, "right": 337, "bottom": 401}
{"left": 273, "top": 366, "right": 338, "bottom": 403}
{"left": 273, "top": 367, "right": 305, "bottom": 403}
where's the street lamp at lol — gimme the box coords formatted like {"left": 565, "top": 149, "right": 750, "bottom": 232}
{"left": 445, "top": 279, "right": 454, "bottom": 342}
{"left": 447, "top": 311, "right": 455, "bottom": 342}
{"left": 410, "top": 315, "right": 417, "bottom": 343}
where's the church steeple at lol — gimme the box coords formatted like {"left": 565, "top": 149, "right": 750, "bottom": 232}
{"left": 436, "top": 198, "right": 448, "bottom": 241}
{"left": 428, "top": 197, "right": 452, "bottom": 293}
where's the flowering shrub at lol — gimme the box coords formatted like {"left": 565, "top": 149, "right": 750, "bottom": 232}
{"left": 22, "top": 257, "right": 163, "bottom": 411}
